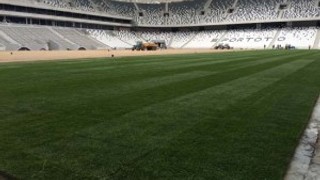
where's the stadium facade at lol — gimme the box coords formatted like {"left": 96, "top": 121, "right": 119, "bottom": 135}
{"left": 0, "top": 0, "right": 319, "bottom": 51}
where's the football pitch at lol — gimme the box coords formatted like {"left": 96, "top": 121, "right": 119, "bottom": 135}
{"left": 0, "top": 50, "right": 320, "bottom": 179}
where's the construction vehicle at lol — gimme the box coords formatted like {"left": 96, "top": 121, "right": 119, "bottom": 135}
{"left": 214, "top": 44, "right": 231, "bottom": 50}
{"left": 132, "top": 41, "right": 158, "bottom": 51}
{"left": 152, "top": 40, "right": 167, "bottom": 49}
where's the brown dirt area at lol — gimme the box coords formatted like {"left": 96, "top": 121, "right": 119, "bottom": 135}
{"left": 0, "top": 49, "right": 236, "bottom": 63}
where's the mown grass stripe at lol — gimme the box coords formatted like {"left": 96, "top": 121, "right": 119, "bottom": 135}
{"left": 0, "top": 50, "right": 304, "bottom": 98}
{"left": 0, "top": 51, "right": 312, "bottom": 134}
{"left": 23, "top": 53, "right": 316, "bottom": 179}
{"left": 109, "top": 54, "right": 320, "bottom": 179}
{"left": 0, "top": 50, "right": 319, "bottom": 179}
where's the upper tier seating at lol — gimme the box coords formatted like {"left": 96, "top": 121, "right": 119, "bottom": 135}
{"left": 136, "top": 3, "right": 166, "bottom": 25}
{"left": 39, "top": 0, "right": 73, "bottom": 10}
{"left": 283, "top": 0, "right": 320, "bottom": 19}
{"left": 88, "top": 0, "right": 137, "bottom": 16}
{"left": 34, "top": 0, "right": 320, "bottom": 26}
{"left": 72, "top": 0, "right": 95, "bottom": 12}
{"left": 227, "top": 0, "right": 283, "bottom": 22}
{"left": 203, "top": 0, "right": 234, "bottom": 23}
{"left": 38, "top": 0, "right": 95, "bottom": 11}
{"left": 167, "top": 0, "right": 207, "bottom": 25}
{"left": 109, "top": 0, "right": 136, "bottom": 17}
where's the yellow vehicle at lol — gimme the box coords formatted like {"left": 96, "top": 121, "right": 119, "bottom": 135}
{"left": 132, "top": 41, "right": 158, "bottom": 51}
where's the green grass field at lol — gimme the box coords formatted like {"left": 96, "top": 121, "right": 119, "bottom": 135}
{"left": 0, "top": 50, "right": 320, "bottom": 179}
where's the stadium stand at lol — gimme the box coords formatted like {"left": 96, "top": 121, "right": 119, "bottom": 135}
{"left": 32, "top": 0, "right": 320, "bottom": 25}
{"left": 283, "top": 0, "right": 320, "bottom": 19}
{"left": 227, "top": 0, "right": 282, "bottom": 22}
{"left": 0, "top": 0, "right": 319, "bottom": 50}
{"left": 39, "top": 0, "right": 73, "bottom": 10}
{"left": 115, "top": 30, "right": 144, "bottom": 45}
{"left": 218, "top": 28, "right": 278, "bottom": 49}
{"left": 316, "top": 27, "right": 320, "bottom": 48}
{"left": 0, "top": 24, "right": 106, "bottom": 50}
{"left": 87, "top": 29, "right": 132, "bottom": 48}
{"left": 0, "top": 28, "right": 21, "bottom": 51}
{"left": 170, "top": 31, "right": 197, "bottom": 48}
{"left": 209, "top": 0, "right": 234, "bottom": 11}
{"left": 273, "top": 27, "right": 317, "bottom": 49}
{"left": 136, "top": 3, "right": 166, "bottom": 25}
{"left": 0, "top": 23, "right": 319, "bottom": 50}
{"left": 108, "top": 0, "right": 137, "bottom": 17}
{"left": 167, "top": 0, "right": 207, "bottom": 25}
{"left": 184, "top": 30, "right": 226, "bottom": 48}
{"left": 203, "top": 0, "right": 235, "bottom": 23}
{"left": 139, "top": 31, "right": 173, "bottom": 46}
{"left": 38, "top": 0, "right": 96, "bottom": 11}
{"left": 95, "top": 0, "right": 137, "bottom": 17}
{"left": 53, "top": 28, "right": 106, "bottom": 50}
{"left": 0, "top": 25, "right": 51, "bottom": 50}
{"left": 72, "top": 0, "right": 95, "bottom": 12}
{"left": 0, "top": 44, "right": 4, "bottom": 51}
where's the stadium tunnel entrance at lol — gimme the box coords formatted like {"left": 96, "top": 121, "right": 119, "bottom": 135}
{"left": 18, "top": 47, "right": 31, "bottom": 51}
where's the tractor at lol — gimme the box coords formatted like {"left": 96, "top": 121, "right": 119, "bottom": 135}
{"left": 214, "top": 44, "right": 231, "bottom": 50}
{"left": 132, "top": 41, "right": 158, "bottom": 51}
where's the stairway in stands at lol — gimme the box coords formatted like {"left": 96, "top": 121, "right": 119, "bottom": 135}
{"left": 0, "top": 30, "right": 19, "bottom": 45}
{"left": 313, "top": 28, "right": 320, "bottom": 49}
{"left": 203, "top": 0, "right": 214, "bottom": 10}
{"left": 212, "top": 31, "right": 227, "bottom": 48}
{"left": 181, "top": 32, "right": 199, "bottom": 48}
{"left": 88, "top": 0, "right": 103, "bottom": 11}
{"left": 268, "top": 29, "right": 281, "bottom": 49}
{"left": 232, "top": 0, "right": 239, "bottom": 8}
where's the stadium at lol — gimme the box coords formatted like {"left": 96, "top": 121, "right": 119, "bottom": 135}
{"left": 0, "top": 0, "right": 320, "bottom": 179}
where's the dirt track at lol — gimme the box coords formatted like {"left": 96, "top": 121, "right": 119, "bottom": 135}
{"left": 0, "top": 49, "right": 233, "bottom": 63}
